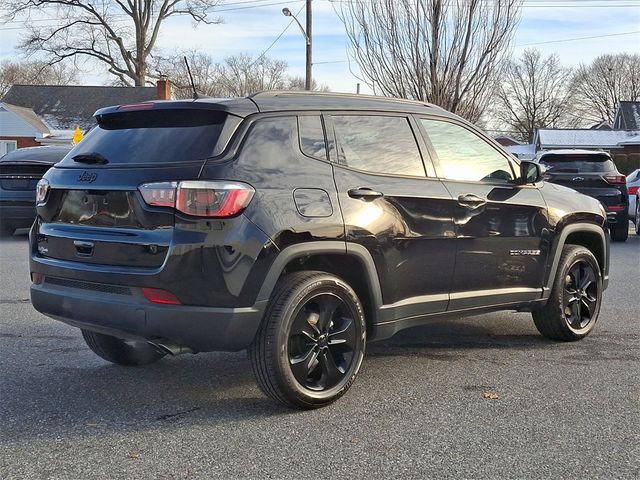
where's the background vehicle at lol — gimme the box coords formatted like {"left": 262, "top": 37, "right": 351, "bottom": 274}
{"left": 29, "top": 92, "right": 610, "bottom": 409}
{"left": 626, "top": 168, "right": 640, "bottom": 222}
{"left": 0, "top": 146, "right": 71, "bottom": 236}
{"left": 537, "top": 149, "right": 629, "bottom": 242}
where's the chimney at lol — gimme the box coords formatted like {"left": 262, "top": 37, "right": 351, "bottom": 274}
{"left": 156, "top": 77, "right": 172, "bottom": 100}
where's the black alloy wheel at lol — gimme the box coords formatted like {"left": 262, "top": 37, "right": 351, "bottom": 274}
{"left": 287, "top": 292, "right": 358, "bottom": 391}
{"left": 532, "top": 245, "right": 602, "bottom": 341}
{"left": 562, "top": 260, "right": 598, "bottom": 330}
{"left": 250, "top": 271, "right": 366, "bottom": 409}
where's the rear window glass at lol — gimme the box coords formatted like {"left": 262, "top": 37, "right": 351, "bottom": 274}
{"left": 298, "top": 116, "right": 327, "bottom": 160}
{"left": 60, "top": 109, "right": 226, "bottom": 165}
{"left": 539, "top": 153, "right": 616, "bottom": 173}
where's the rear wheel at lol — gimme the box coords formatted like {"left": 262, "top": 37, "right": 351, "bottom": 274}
{"left": 636, "top": 199, "right": 640, "bottom": 235}
{"left": 81, "top": 330, "right": 166, "bottom": 366}
{"left": 610, "top": 223, "right": 628, "bottom": 242}
{"left": 533, "top": 245, "right": 602, "bottom": 341}
{"left": 249, "top": 271, "right": 366, "bottom": 409}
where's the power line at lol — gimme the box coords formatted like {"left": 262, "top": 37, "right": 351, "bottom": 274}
{"left": 249, "top": 3, "right": 306, "bottom": 66}
{"left": 516, "top": 30, "right": 640, "bottom": 47}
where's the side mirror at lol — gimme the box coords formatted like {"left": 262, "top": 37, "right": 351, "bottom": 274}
{"left": 519, "top": 161, "right": 542, "bottom": 184}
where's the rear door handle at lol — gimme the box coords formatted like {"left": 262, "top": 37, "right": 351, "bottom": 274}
{"left": 457, "top": 193, "right": 487, "bottom": 209}
{"left": 348, "top": 188, "right": 384, "bottom": 200}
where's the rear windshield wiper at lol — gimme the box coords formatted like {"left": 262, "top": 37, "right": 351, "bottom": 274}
{"left": 72, "top": 153, "right": 109, "bottom": 165}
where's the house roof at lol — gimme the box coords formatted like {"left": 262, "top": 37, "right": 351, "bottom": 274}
{"left": 535, "top": 128, "right": 640, "bottom": 149}
{"left": 613, "top": 101, "right": 640, "bottom": 130}
{"left": 0, "top": 102, "right": 50, "bottom": 135}
{"left": 1, "top": 84, "right": 156, "bottom": 130}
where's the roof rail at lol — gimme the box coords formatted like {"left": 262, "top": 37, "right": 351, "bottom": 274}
{"left": 248, "top": 90, "right": 435, "bottom": 108}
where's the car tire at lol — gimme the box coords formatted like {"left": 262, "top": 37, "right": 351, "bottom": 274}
{"left": 81, "top": 329, "right": 166, "bottom": 366}
{"left": 249, "top": 271, "right": 366, "bottom": 409}
{"left": 636, "top": 199, "right": 640, "bottom": 235}
{"left": 610, "top": 224, "right": 628, "bottom": 242}
{"left": 532, "top": 245, "right": 602, "bottom": 341}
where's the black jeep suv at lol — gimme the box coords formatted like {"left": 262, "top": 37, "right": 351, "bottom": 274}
{"left": 30, "top": 92, "right": 610, "bottom": 409}
{"left": 537, "top": 149, "right": 629, "bottom": 242}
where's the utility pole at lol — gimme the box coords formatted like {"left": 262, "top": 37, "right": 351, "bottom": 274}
{"left": 305, "top": 0, "right": 313, "bottom": 91}
{"left": 282, "top": 3, "right": 312, "bottom": 91}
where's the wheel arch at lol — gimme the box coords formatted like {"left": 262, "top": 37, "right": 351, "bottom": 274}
{"left": 544, "top": 223, "right": 609, "bottom": 295}
{"left": 255, "top": 242, "right": 383, "bottom": 334}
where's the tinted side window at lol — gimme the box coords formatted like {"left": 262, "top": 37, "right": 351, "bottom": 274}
{"left": 333, "top": 115, "right": 425, "bottom": 177}
{"left": 239, "top": 116, "right": 297, "bottom": 169}
{"left": 298, "top": 116, "right": 327, "bottom": 160}
{"left": 420, "top": 119, "right": 514, "bottom": 183}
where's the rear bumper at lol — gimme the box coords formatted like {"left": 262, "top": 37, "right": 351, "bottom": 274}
{"left": 30, "top": 279, "right": 267, "bottom": 352}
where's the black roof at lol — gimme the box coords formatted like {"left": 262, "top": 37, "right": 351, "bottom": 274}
{"left": 613, "top": 101, "right": 640, "bottom": 130}
{"left": 94, "top": 91, "right": 448, "bottom": 119}
{"left": 1, "top": 84, "right": 156, "bottom": 130}
{"left": 0, "top": 145, "right": 71, "bottom": 164}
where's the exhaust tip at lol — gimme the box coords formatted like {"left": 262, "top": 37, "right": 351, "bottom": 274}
{"left": 149, "top": 341, "right": 194, "bottom": 356}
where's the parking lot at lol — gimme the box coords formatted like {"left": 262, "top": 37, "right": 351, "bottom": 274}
{"left": 0, "top": 228, "right": 638, "bottom": 479}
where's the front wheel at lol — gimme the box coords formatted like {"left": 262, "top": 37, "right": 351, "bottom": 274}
{"left": 532, "top": 245, "right": 602, "bottom": 341}
{"left": 249, "top": 271, "right": 366, "bottom": 409}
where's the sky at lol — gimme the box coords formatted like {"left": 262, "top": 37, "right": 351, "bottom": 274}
{"left": 0, "top": 0, "right": 639, "bottom": 93}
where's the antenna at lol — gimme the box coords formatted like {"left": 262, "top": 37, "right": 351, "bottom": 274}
{"left": 183, "top": 56, "right": 198, "bottom": 100}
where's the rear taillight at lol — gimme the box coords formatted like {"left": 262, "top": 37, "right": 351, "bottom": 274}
{"left": 603, "top": 174, "right": 626, "bottom": 185}
{"left": 138, "top": 181, "right": 254, "bottom": 218}
{"left": 606, "top": 205, "right": 626, "bottom": 212}
{"left": 35, "top": 179, "right": 50, "bottom": 205}
{"left": 629, "top": 186, "right": 639, "bottom": 195}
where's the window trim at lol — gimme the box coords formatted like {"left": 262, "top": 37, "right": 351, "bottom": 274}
{"left": 415, "top": 114, "right": 520, "bottom": 185}
{"left": 327, "top": 112, "right": 432, "bottom": 179}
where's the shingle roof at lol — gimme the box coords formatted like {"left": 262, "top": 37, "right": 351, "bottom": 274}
{"left": 1, "top": 84, "right": 156, "bottom": 130}
{"left": 536, "top": 129, "right": 640, "bottom": 149}
{"left": 1, "top": 102, "right": 50, "bottom": 135}
{"left": 613, "top": 101, "right": 640, "bottom": 130}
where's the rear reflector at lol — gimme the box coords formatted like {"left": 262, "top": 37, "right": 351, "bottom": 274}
{"left": 138, "top": 180, "right": 254, "bottom": 218}
{"left": 603, "top": 174, "right": 626, "bottom": 185}
{"left": 142, "top": 288, "right": 181, "bottom": 305}
{"left": 606, "top": 205, "right": 626, "bottom": 212}
{"left": 629, "top": 186, "right": 639, "bottom": 195}
{"left": 31, "top": 272, "right": 44, "bottom": 284}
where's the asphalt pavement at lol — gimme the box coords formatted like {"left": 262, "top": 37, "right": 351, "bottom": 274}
{"left": 1, "top": 228, "right": 638, "bottom": 479}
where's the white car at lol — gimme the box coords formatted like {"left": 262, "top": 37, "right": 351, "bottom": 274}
{"left": 627, "top": 169, "right": 640, "bottom": 221}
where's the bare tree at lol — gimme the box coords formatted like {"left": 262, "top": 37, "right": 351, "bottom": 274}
{"left": 495, "top": 49, "right": 573, "bottom": 142}
{"left": 2, "top": 0, "right": 223, "bottom": 87}
{"left": 0, "top": 59, "right": 79, "bottom": 97}
{"left": 286, "top": 76, "right": 330, "bottom": 92}
{"left": 154, "top": 51, "right": 329, "bottom": 99}
{"left": 338, "top": 0, "right": 522, "bottom": 122}
{"left": 572, "top": 54, "right": 640, "bottom": 124}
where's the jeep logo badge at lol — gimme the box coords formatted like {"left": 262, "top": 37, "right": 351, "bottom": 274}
{"left": 77, "top": 171, "right": 98, "bottom": 183}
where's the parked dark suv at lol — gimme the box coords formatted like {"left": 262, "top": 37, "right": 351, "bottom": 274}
{"left": 537, "top": 149, "right": 629, "bottom": 242}
{"left": 30, "top": 92, "right": 610, "bottom": 408}
{"left": 0, "top": 146, "right": 71, "bottom": 236}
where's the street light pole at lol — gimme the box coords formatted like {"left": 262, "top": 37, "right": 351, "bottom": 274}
{"left": 282, "top": 2, "right": 312, "bottom": 91}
